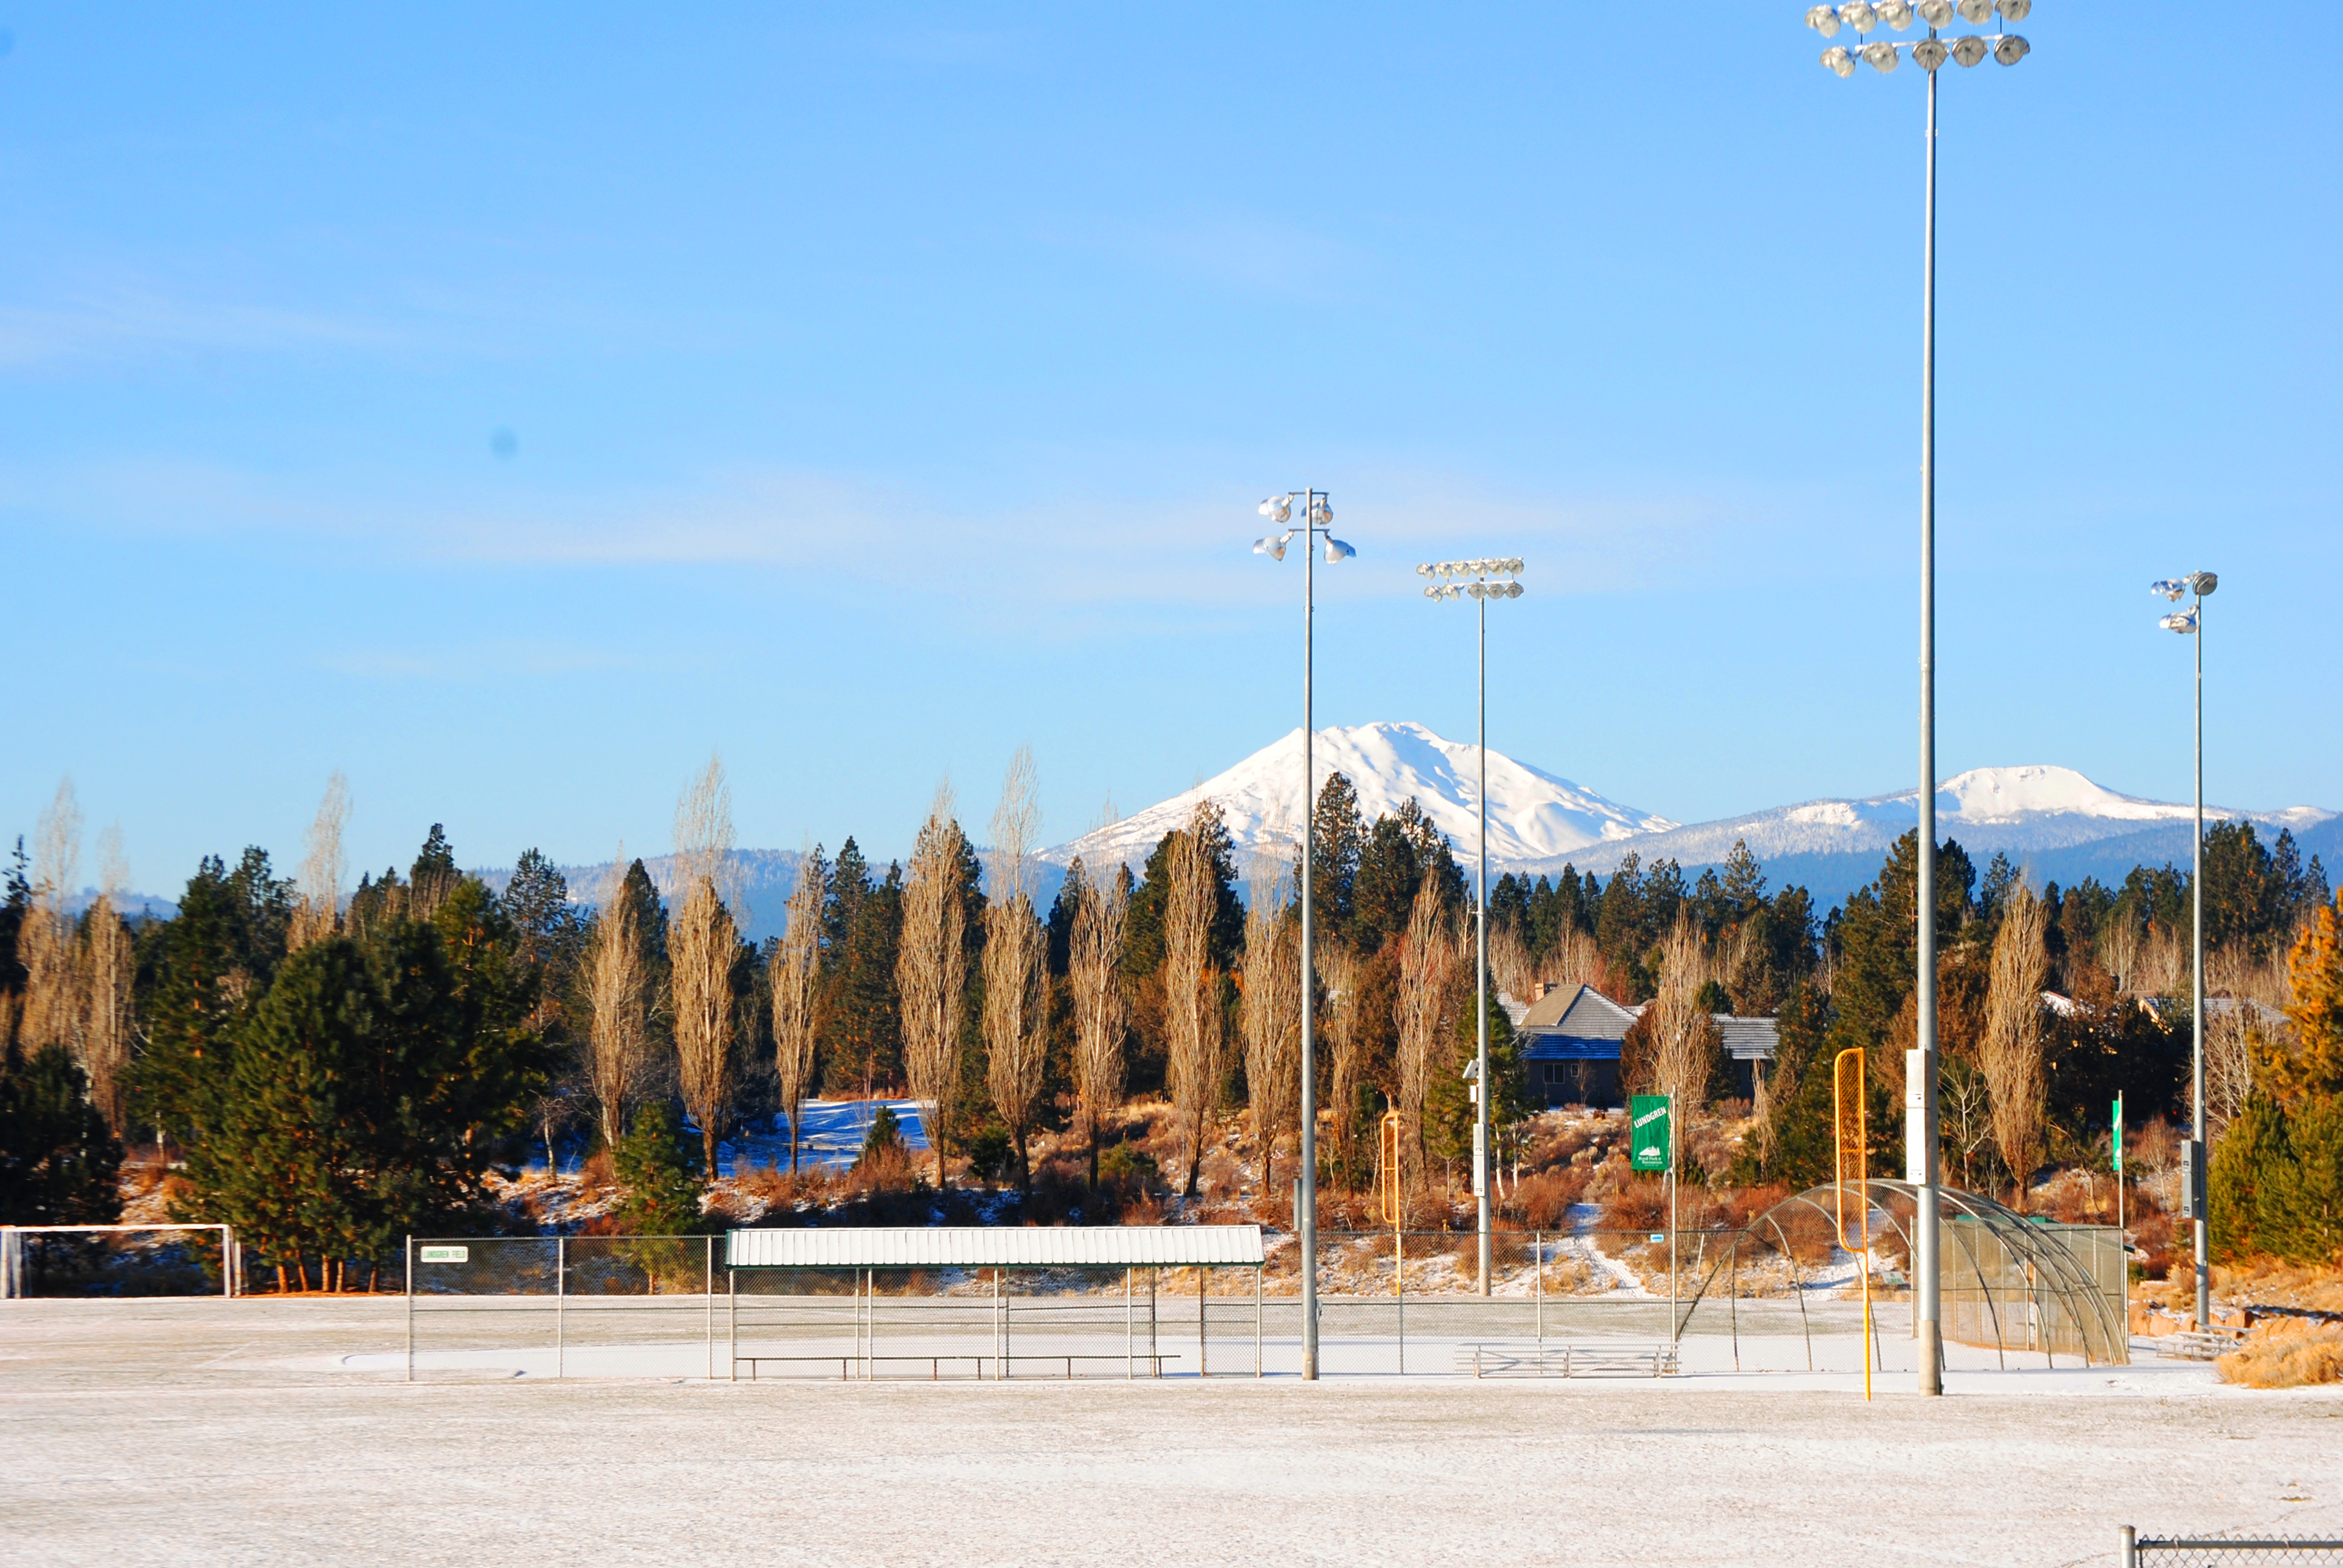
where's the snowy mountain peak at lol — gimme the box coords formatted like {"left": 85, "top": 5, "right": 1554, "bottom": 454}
{"left": 1044, "top": 721, "right": 1676, "bottom": 874}
{"left": 1935, "top": 765, "right": 2194, "bottom": 824}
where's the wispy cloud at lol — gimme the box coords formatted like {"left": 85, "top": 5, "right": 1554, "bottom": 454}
{"left": 0, "top": 289, "right": 401, "bottom": 368}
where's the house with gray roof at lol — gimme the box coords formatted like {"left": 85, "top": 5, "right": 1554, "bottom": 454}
{"left": 1513, "top": 982, "right": 1779, "bottom": 1109}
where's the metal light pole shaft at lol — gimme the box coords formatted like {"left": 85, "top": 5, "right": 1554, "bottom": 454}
{"left": 1300, "top": 489, "right": 1321, "bottom": 1380}
{"left": 1475, "top": 588, "right": 1491, "bottom": 1298}
{"left": 1913, "top": 62, "right": 1945, "bottom": 1398}
{"left": 2192, "top": 589, "right": 2208, "bottom": 1331}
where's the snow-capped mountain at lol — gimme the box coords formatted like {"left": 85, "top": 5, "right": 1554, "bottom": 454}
{"left": 1509, "top": 765, "right": 2335, "bottom": 883}
{"left": 1043, "top": 721, "right": 1676, "bottom": 875}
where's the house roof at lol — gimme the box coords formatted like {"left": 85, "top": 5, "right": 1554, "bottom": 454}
{"left": 1715, "top": 1016, "right": 1780, "bottom": 1060}
{"left": 1516, "top": 983, "right": 1640, "bottom": 1037}
{"left": 726, "top": 1224, "right": 1265, "bottom": 1270}
{"left": 1517, "top": 985, "right": 1781, "bottom": 1063}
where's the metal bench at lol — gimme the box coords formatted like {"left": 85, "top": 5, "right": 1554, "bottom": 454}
{"left": 1459, "top": 1342, "right": 1680, "bottom": 1378}
{"left": 2158, "top": 1330, "right": 2243, "bottom": 1362}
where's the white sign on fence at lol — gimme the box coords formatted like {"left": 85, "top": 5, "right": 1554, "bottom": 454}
{"left": 418, "top": 1246, "right": 468, "bottom": 1264}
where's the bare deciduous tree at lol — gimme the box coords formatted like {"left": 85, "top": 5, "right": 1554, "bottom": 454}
{"left": 1240, "top": 844, "right": 1301, "bottom": 1198}
{"left": 1645, "top": 909, "right": 1719, "bottom": 1112}
{"left": 1069, "top": 852, "right": 1129, "bottom": 1189}
{"left": 1980, "top": 882, "right": 2050, "bottom": 1210}
{"left": 1488, "top": 920, "right": 1535, "bottom": 1008}
{"left": 79, "top": 828, "right": 134, "bottom": 1138}
{"left": 1319, "top": 941, "right": 1364, "bottom": 1187}
{"left": 585, "top": 849, "right": 653, "bottom": 1149}
{"left": 1164, "top": 801, "right": 1227, "bottom": 1199}
{"left": 287, "top": 773, "right": 350, "bottom": 952}
{"left": 898, "top": 781, "right": 970, "bottom": 1191}
{"left": 770, "top": 848, "right": 824, "bottom": 1173}
{"left": 983, "top": 748, "right": 1049, "bottom": 1191}
{"left": 1394, "top": 877, "right": 1458, "bottom": 1185}
{"left": 670, "top": 756, "right": 741, "bottom": 1174}
{"left": 1542, "top": 924, "right": 1601, "bottom": 997}
{"left": 16, "top": 780, "right": 84, "bottom": 1063}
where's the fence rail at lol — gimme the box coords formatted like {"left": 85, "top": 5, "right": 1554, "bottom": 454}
{"left": 2125, "top": 1527, "right": 2343, "bottom": 1564}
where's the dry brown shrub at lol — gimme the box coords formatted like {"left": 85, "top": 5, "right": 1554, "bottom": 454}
{"left": 2217, "top": 1319, "right": 2343, "bottom": 1388}
{"left": 1601, "top": 1178, "right": 1670, "bottom": 1235}
{"left": 2212, "top": 1259, "right": 2343, "bottom": 1315}
{"left": 578, "top": 1148, "right": 617, "bottom": 1197}
{"left": 1512, "top": 1167, "right": 1590, "bottom": 1229}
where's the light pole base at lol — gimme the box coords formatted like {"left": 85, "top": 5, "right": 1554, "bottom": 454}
{"left": 1918, "top": 1318, "right": 1942, "bottom": 1396}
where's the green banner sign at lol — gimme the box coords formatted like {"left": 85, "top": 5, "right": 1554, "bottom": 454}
{"left": 2111, "top": 1094, "right": 2123, "bottom": 1174}
{"left": 1630, "top": 1094, "right": 1671, "bottom": 1173}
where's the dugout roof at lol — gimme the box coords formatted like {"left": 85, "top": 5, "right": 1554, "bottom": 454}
{"left": 726, "top": 1224, "right": 1265, "bottom": 1270}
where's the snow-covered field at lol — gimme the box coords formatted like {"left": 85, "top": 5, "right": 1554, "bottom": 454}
{"left": 4, "top": 1296, "right": 2339, "bottom": 1567}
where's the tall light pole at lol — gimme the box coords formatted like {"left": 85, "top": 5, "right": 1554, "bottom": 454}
{"left": 1255, "top": 489, "right": 1354, "bottom": 1380}
{"left": 1417, "top": 557, "right": 1524, "bottom": 1296}
{"left": 2154, "top": 570, "right": 2217, "bottom": 1330}
{"left": 1803, "top": 0, "right": 2032, "bottom": 1399}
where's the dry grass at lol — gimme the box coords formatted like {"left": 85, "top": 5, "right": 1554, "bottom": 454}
{"left": 2213, "top": 1258, "right": 2343, "bottom": 1315}
{"left": 2218, "top": 1318, "right": 2343, "bottom": 1388}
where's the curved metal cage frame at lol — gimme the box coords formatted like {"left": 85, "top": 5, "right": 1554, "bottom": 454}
{"left": 1677, "top": 1180, "right": 2128, "bottom": 1370}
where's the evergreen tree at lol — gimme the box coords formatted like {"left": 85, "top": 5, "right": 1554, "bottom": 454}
{"left": 0, "top": 1045, "right": 123, "bottom": 1224}
{"left": 612, "top": 1100, "right": 706, "bottom": 1234}
{"left": 1047, "top": 858, "right": 1087, "bottom": 977}
{"left": 1351, "top": 799, "right": 1460, "bottom": 952}
{"left": 503, "top": 849, "right": 578, "bottom": 969}
{"left": 131, "top": 854, "right": 288, "bottom": 1146}
{"left": 1310, "top": 771, "right": 1365, "bottom": 935}
{"left": 0, "top": 836, "right": 30, "bottom": 1004}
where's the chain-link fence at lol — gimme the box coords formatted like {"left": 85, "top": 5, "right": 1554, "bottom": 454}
{"left": 397, "top": 1226, "right": 1933, "bottom": 1380}
{"left": 2125, "top": 1528, "right": 2343, "bottom": 1564}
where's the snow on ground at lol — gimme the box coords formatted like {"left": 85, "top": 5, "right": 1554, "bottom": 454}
{"left": 4, "top": 1295, "right": 2340, "bottom": 1568}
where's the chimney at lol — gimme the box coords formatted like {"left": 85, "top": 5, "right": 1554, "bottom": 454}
{"left": 1532, "top": 981, "right": 1547, "bottom": 1002}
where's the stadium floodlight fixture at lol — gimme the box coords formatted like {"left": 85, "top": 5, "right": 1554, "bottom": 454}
{"left": 1414, "top": 550, "right": 1524, "bottom": 1302}
{"left": 2146, "top": 565, "right": 2218, "bottom": 1334}
{"left": 1251, "top": 484, "right": 1348, "bottom": 1379}
{"left": 1796, "top": 0, "right": 2036, "bottom": 1405}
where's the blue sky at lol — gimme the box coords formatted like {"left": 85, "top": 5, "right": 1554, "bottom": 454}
{"left": 3, "top": 5, "right": 2335, "bottom": 890}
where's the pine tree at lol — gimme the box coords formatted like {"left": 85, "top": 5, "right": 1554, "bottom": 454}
{"left": 1311, "top": 771, "right": 1365, "bottom": 936}
{"left": 612, "top": 1100, "right": 706, "bottom": 1235}
{"left": 0, "top": 1045, "right": 123, "bottom": 1224}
